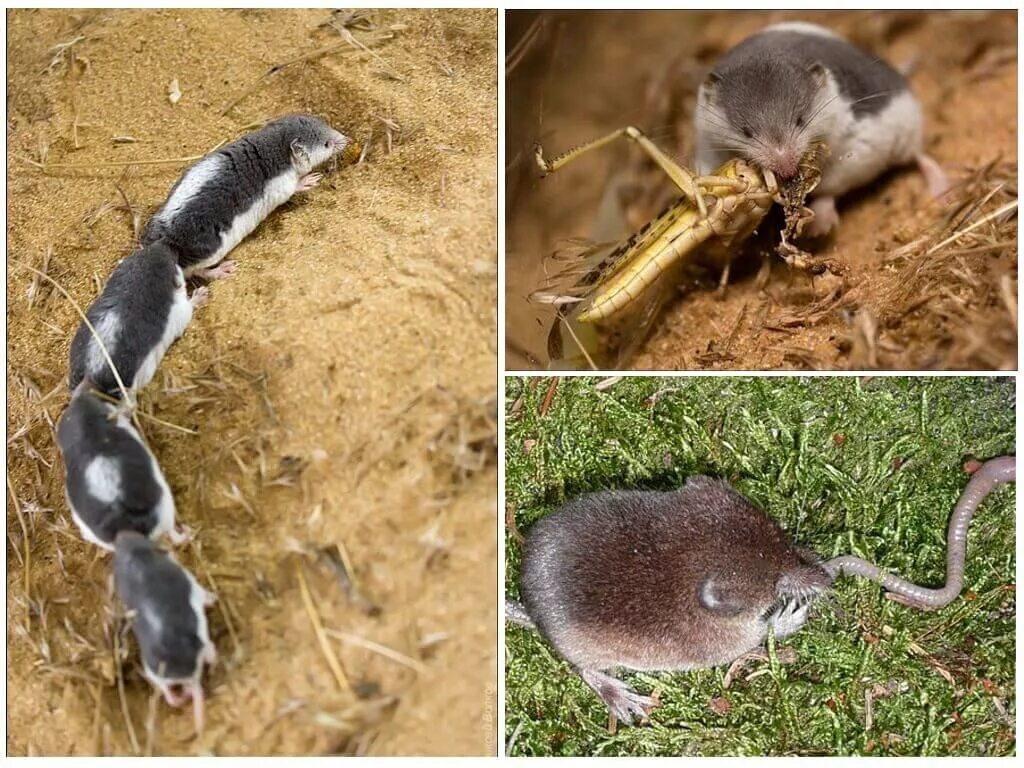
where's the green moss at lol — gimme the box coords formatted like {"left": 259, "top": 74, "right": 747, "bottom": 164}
{"left": 505, "top": 376, "right": 1015, "bottom": 756}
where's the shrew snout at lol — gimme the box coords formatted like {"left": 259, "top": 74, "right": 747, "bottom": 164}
{"left": 765, "top": 146, "right": 800, "bottom": 179}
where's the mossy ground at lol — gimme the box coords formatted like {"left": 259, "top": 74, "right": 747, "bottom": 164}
{"left": 505, "top": 376, "right": 1015, "bottom": 756}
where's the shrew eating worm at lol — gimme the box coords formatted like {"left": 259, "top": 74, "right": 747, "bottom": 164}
{"left": 507, "top": 456, "right": 1015, "bottom": 724}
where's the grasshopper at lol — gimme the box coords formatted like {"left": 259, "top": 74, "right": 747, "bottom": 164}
{"left": 531, "top": 125, "right": 778, "bottom": 370}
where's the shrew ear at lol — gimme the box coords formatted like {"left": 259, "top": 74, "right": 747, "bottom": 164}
{"left": 807, "top": 61, "right": 828, "bottom": 88}
{"left": 290, "top": 138, "right": 310, "bottom": 166}
{"left": 703, "top": 70, "right": 721, "bottom": 93}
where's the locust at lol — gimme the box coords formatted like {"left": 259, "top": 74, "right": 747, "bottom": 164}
{"left": 531, "top": 125, "right": 817, "bottom": 370}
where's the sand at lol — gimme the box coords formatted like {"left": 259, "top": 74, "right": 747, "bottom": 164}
{"left": 505, "top": 10, "right": 1017, "bottom": 370}
{"left": 6, "top": 8, "right": 496, "bottom": 756}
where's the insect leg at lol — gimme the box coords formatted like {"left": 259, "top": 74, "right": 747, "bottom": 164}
{"left": 535, "top": 126, "right": 708, "bottom": 218}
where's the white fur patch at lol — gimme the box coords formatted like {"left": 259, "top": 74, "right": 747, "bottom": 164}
{"left": 86, "top": 310, "right": 122, "bottom": 380}
{"left": 817, "top": 89, "right": 923, "bottom": 197}
{"left": 131, "top": 266, "right": 194, "bottom": 390}
{"left": 85, "top": 455, "right": 121, "bottom": 504}
{"left": 156, "top": 154, "right": 225, "bottom": 225}
{"left": 142, "top": 603, "right": 165, "bottom": 637}
{"left": 699, "top": 578, "right": 726, "bottom": 610}
{"left": 763, "top": 21, "right": 838, "bottom": 39}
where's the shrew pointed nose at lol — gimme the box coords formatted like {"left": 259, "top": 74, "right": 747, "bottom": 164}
{"left": 769, "top": 147, "right": 799, "bottom": 179}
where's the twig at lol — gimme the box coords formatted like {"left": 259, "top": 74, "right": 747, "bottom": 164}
{"left": 296, "top": 564, "right": 351, "bottom": 692}
{"left": 539, "top": 377, "right": 560, "bottom": 417}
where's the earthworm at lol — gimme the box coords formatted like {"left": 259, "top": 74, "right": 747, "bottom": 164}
{"left": 825, "top": 456, "right": 1016, "bottom": 610}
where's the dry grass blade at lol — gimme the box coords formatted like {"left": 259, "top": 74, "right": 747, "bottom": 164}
{"left": 133, "top": 409, "right": 198, "bottom": 435}
{"left": 13, "top": 151, "right": 209, "bottom": 172}
{"left": 112, "top": 624, "right": 141, "bottom": 754}
{"left": 296, "top": 564, "right": 351, "bottom": 692}
{"left": 506, "top": 15, "right": 546, "bottom": 75}
{"left": 323, "top": 629, "right": 426, "bottom": 673}
{"left": 144, "top": 688, "right": 161, "bottom": 756}
{"left": 878, "top": 161, "right": 1019, "bottom": 370}
{"left": 7, "top": 474, "right": 33, "bottom": 604}
{"left": 12, "top": 261, "right": 131, "bottom": 406}
{"left": 188, "top": 539, "right": 242, "bottom": 660}
{"left": 926, "top": 200, "right": 1018, "bottom": 255}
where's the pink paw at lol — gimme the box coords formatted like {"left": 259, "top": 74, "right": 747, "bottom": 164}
{"left": 197, "top": 260, "right": 237, "bottom": 281}
{"left": 163, "top": 684, "right": 192, "bottom": 708}
{"left": 167, "top": 524, "right": 194, "bottom": 546}
{"left": 804, "top": 196, "right": 840, "bottom": 238}
{"left": 297, "top": 172, "right": 323, "bottom": 193}
{"left": 203, "top": 641, "right": 218, "bottom": 665}
{"left": 190, "top": 286, "right": 210, "bottom": 308}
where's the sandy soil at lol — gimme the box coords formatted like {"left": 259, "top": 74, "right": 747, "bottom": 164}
{"left": 7, "top": 9, "right": 496, "bottom": 756}
{"left": 506, "top": 10, "right": 1017, "bottom": 370}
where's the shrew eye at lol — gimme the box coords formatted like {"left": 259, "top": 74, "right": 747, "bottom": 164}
{"left": 741, "top": 127, "right": 753, "bottom": 139}
{"left": 795, "top": 115, "right": 805, "bottom": 128}
{"left": 325, "top": 141, "right": 330, "bottom": 148}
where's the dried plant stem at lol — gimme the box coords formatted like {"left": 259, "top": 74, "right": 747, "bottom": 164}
{"left": 13, "top": 152, "right": 206, "bottom": 171}
{"left": 12, "top": 140, "right": 227, "bottom": 173}
{"left": 324, "top": 629, "right": 425, "bottom": 673}
{"left": 6, "top": 474, "right": 32, "bottom": 603}
{"left": 144, "top": 688, "right": 160, "bottom": 756}
{"left": 135, "top": 410, "right": 197, "bottom": 435}
{"left": 113, "top": 627, "right": 141, "bottom": 754}
{"left": 927, "top": 200, "right": 1018, "bottom": 255}
{"left": 11, "top": 260, "right": 131, "bottom": 403}
{"left": 297, "top": 565, "right": 351, "bottom": 692}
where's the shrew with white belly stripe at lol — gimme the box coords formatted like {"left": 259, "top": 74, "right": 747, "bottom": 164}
{"left": 141, "top": 114, "right": 358, "bottom": 277}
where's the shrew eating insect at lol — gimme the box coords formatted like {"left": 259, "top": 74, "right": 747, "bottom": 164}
{"left": 695, "top": 21, "right": 948, "bottom": 237}
{"left": 530, "top": 21, "right": 949, "bottom": 370}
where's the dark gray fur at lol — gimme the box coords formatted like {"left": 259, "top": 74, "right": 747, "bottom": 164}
{"left": 68, "top": 241, "right": 182, "bottom": 397}
{"left": 141, "top": 114, "right": 340, "bottom": 270}
{"left": 56, "top": 385, "right": 167, "bottom": 546}
{"left": 710, "top": 28, "right": 909, "bottom": 138}
{"left": 519, "top": 476, "right": 831, "bottom": 669}
{"left": 114, "top": 531, "right": 203, "bottom": 680}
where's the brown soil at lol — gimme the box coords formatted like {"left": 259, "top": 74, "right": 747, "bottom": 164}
{"left": 7, "top": 9, "right": 496, "bottom": 756}
{"left": 505, "top": 10, "right": 1017, "bottom": 370}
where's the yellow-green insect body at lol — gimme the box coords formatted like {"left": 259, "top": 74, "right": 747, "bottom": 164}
{"left": 577, "top": 159, "right": 772, "bottom": 324}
